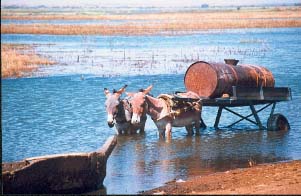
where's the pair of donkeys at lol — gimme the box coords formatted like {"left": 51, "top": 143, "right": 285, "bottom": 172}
{"left": 104, "top": 85, "right": 205, "bottom": 139}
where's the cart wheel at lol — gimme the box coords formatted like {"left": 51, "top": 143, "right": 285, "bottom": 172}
{"left": 267, "top": 113, "right": 290, "bottom": 131}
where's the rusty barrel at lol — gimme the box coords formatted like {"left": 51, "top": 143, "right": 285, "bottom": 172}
{"left": 184, "top": 60, "right": 275, "bottom": 98}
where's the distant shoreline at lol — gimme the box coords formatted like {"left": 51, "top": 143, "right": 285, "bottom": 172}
{"left": 1, "top": 7, "right": 301, "bottom": 35}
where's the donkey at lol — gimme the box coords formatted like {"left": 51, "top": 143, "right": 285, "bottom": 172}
{"left": 127, "top": 85, "right": 204, "bottom": 139}
{"left": 104, "top": 85, "right": 146, "bottom": 134}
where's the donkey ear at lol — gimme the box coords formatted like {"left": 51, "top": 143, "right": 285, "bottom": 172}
{"left": 104, "top": 88, "right": 111, "bottom": 96}
{"left": 116, "top": 84, "right": 128, "bottom": 95}
{"left": 143, "top": 85, "right": 153, "bottom": 94}
{"left": 126, "top": 92, "right": 135, "bottom": 97}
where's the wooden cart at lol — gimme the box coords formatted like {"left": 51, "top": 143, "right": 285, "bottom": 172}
{"left": 174, "top": 86, "right": 292, "bottom": 131}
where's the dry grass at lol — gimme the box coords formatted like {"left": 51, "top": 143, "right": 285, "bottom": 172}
{"left": 1, "top": 44, "right": 55, "bottom": 78}
{"left": 1, "top": 8, "right": 301, "bottom": 35}
{"left": 1, "top": 7, "right": 301, "bottom": 21}
{"left": 2, "top": 19, "right": 301, "bottom": 35}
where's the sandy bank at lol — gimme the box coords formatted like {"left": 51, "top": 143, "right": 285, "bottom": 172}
{"left": 143, "top": 160, "right": 301, "bottom": 195}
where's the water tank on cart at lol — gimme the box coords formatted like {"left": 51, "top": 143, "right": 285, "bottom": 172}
{"left": 184, "top": 59, "right": 275, "bottom": 98}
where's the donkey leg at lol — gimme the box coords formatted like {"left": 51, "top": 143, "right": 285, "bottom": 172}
{"left": 158, "top": 129, "right": 165, "bottom": 139}
{"left": 115, "top": 128, "right": 122, "bottom": 135}
{"left": 185, "top": 125, "right": 194, "bottom": 136}
{"left": 139, "top": 122, "right": 145, "bottom": 134}
{"left": 127, "top": 125, "right": 136, "bottom": 134}
{"left": 165, "top": 123, "right": 172, "bottom": 139}
{"left": 194, "top": 119, "right": 201, "bottom": 135}
{"left": 139, "top": 127, "right": 145, "bottom": 134}
{"left": 132, "top": 127, "right": 138, "bottom": 134}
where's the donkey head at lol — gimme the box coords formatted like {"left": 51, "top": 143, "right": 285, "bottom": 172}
{"left": 104, "top": 85, "right": 127, "bottom": 128}
{"left": 127, "top": 85, "right": 152, "bottom": 125}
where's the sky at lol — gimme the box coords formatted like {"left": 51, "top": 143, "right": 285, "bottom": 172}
{"left": 1, "top": 0, "right": 300, "bottom": 7}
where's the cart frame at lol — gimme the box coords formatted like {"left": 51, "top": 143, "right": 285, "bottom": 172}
{"left": 175, "top": 86, "right": 292, "bottom": 130}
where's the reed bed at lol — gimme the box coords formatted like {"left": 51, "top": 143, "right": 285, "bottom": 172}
{"left": 1, "top": 44, "right": 55, "bottom": 78}
{"left": 2, "top": 7, "right": 300, "bottom": 21}
{"left": 2, "top": 7, "right": 301, "bottom": 35}
{"left": 2, "top": 19, "right": 301, "bottom": 35}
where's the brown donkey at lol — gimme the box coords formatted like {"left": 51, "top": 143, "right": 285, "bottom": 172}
{"left": 104, "top": 85, "right": 146, "bottom": 134}
{"left": 127, "top": 85, "right": 204, "bottom": 139}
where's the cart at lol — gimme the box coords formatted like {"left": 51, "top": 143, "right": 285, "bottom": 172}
{"left": 174, "top": 86, "right": 292, "bottom": 131}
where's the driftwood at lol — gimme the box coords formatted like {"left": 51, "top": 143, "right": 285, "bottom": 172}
{"left": 2, "top": 135, "right": 117, "bottom": 194}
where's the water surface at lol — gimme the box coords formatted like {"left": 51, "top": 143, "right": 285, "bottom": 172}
{"left": 2, "top": 28, "right": 301, "bottom": 194}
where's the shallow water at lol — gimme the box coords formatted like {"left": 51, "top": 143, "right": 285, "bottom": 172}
{"left": 2, "top": 28, "right": 301, "bottom": 194}
{"left": 2, "top": 28, "right": 301, "bottom": 78}
{"left": 1, "top": 19, "right": 155, "bottom": 25}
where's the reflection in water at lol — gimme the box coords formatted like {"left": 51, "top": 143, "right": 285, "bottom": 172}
{"left": 2, "top": 27, "right": 301, "bottom": 194}
{"left": 2, "top": 73, "right": 299, "bottom": 194}
{"left": 103, "top": 128, "right": 290, "bottom": 194}
{"left": 86, "top": 185, "right": 107, "bottom": 195}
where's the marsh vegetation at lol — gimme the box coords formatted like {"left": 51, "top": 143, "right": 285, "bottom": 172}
{"left": 1, "top": 44, "right": 55, "bottom": 78}
{"left": 2, "top": 7, "right": 301, "bottom": 35}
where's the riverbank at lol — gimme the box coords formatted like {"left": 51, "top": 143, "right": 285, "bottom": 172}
{"left": 2, "top": 7, "right": 301, "bottom": 35}
{"left": 143, "top": 160, "right": 301, "bottom": 195}
{"left": 1, "top": 44, "right": 55, "bottom": 78}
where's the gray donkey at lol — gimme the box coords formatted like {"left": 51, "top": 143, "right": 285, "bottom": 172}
{"left": 104, "top": 85, "right": 146, "bottom": 134}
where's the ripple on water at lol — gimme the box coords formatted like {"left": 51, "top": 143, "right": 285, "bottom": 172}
{"left": 2, "top": 28, "right": 301, "bottom": 194}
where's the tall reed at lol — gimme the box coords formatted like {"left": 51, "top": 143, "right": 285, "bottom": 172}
{"left": 1, "top": 44, "right": 55, "bottom": 78}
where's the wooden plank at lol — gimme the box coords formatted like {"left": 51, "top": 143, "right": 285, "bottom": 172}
{"left": 202, "top": 99, "right": 275, "bottom": 107}
{"left": 263, "top": 87, "right": 292, "bottom": 101}
{"left": 177, "top": 86, "right": 291, "bottom": 107}
{"left": 232, "top": 86, "right": 291, "bottom": 101}
{"left": 232, "top": 86, "right": 263, "bottom": 100}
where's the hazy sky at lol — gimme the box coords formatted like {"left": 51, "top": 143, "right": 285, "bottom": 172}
{"left": 1, "top": 0, "right": 299, "bottom": 7}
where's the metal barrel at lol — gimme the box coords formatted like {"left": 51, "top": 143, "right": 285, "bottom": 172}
{"left": 184, "top": 60, "right": 275, "bottom": 98}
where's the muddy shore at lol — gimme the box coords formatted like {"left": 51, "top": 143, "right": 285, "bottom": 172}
{"left": 143, "top": 160, "right": 301, "bottom": 195}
